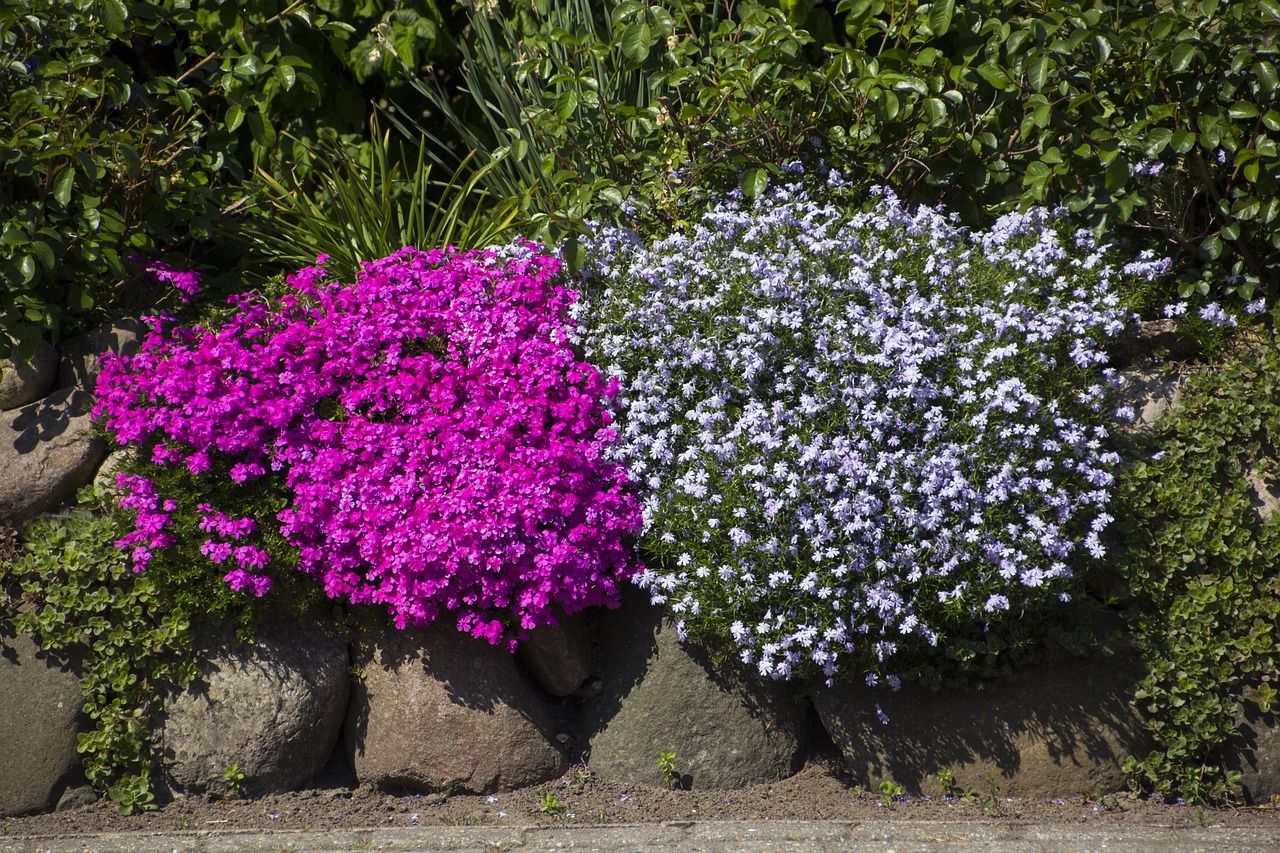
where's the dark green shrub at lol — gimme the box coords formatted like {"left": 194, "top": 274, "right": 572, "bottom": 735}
{"left": 0, "top": 0, "right": 455, "bottom": 355}
{"left": 407, "top": 0, "right": 854, "bottom": 240}
{"left": 826, "top": 0, "right": 1280, "bottom": 307}
{"left": 1115, "top": 332, "right": 1280, "bottom": 803}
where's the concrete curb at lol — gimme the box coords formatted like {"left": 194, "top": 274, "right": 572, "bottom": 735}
{"left": 3, "top": 820, "right": 1279, "bottom": 852}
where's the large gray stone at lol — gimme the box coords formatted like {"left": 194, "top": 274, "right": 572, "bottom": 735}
{"left": 0, "top": 633, "right": 86, "bottom": 816}
{"left": 811, "top": 653, "right": 1151, "bottom": 798}
{"left": 518, "top": 612, "right": 593, "bottom": 697}
{"left": 0, "top": 341, "right": 57, "bottom": 411}
{"left": 1113, "top": 367, "right": 1188, "bottom": 433}
{"left": 154, "top": 612, "right": 350, "bottom": 798}
{"left": 57, "top": 319, "right": 147, "bottom": 392}
{"left": 347, "top": 619, "right": 567, "bottom": 794}
{"left": 1219, "top": 702, "right": 1280, "bottom": 804}
{"left": 0, "top": 388, "right": 105, "bottom": 525}
{"left": 584, "top": 588, "right": 807, "bottom": 789}
{"left": 1107, "top": 318, "right": 1202, "bottom": 366}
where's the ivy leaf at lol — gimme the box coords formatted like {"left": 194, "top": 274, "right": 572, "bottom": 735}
{"left": 225, "top": 104, "right": 245, "bottom": 133}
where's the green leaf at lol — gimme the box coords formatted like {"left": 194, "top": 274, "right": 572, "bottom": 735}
{"left": 1145, "top": 127, "right": 1173, "bottom": 155}
{"left": 1170, "top": 42, "right": 1197, "bottom": 73}
{"left": 53, "top": 168, "right": 74, "bottom": 207}
{"left": 1200, "top": 234, "right": 1224, "bottom": 260}
{"left": 555, "top": 90, "right": 578, "bottom": 121}
{"left": 246, "top": 111, "right": 275, "bottom": 148}
{"left": 99, "top": 0, "right": 127, "bottom": 35}
{"left": 30, "top": 240, "right": 55, "bottom": 272}
{"left": 18, "top": 254, "right": 36, "bottom": 284}
{"left": 1229, "top": 101, "right": 1260, "bottom": 119}
{"left": 620, "top": 23, "right": 652, "bottom": 66}
{"left": 1255, "top": 61, "right": 1279, "bottom": 95}
{"left": 1263, "top": 110, "right": 1280, "bottom": 131}
{"left": 1231, "top": 195, "right": 1261, "bottom": 221}
{"left": 225, "top": 104, "right": 244, "bottom": 133}
{"left": 929, "top": 0, "right": 955, "bottom": 36}
{"left": 275, "top": 65, "right": 296, "bottom": 91}
{"left": 233, "top": 55, "right": 262, "bottom": 79}
{"left": 977, "top": 62, "right": 1012, "bottom": 89}
{"left": 1171, "top": 129, "right": 1197, "bottom": 153}
{"left": 740, "top": 167, "right": 768, "bottom": 199}
{"left": 1105, "top": 156, "right": 1130, "bottom": 192}
{"left": 1027, "top": 54, "right": 1050, "bottom": 93}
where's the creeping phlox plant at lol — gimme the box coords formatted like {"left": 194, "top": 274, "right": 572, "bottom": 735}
{"left": 580, "top": 178, "right": 1162, "bottom": 684}
{"left": 94, "top": 247, "right": 643, "bottom": 648}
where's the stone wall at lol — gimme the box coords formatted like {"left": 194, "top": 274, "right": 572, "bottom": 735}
{"left": 3, "top": 321, "right": 1278, "bottom": 815}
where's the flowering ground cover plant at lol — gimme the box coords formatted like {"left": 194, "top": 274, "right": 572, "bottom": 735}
{"left": 94, "top": 247, "right": 643, "bottom": 648}
{"left": 579, "top": 176, "right": 1165, "bottom": 685}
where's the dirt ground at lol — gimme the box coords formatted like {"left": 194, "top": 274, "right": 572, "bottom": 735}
{"left": 5, "top": 735, "right": 1280, "bottom": 838}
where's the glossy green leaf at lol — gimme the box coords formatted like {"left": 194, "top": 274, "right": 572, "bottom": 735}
{"left": 30, "top": 240, "right": 55, "bottom": 272}
{"left": 1255, "top": 61, "right": 1279, "bottom": 95}
{"left": 1171, "top": 129, "right": 1197, "bottom": 153}
{"left": 555, "top": 90, "right": 578, "bottom": 121}
{"left": 977, "top": 62, "right": 1012, "bottom": 89}
{"left": 620, "top": 23, "right": 652, "bottom": 66}
{"left": 1232, "top": 195, "right": 1261, "bottom": 221}
{"left": 740, "top": 167, "right": 768, "bottom": 199}
{"left": 1229, "top": 101, "right": 1260, "bottom": 119}
{"left": 225, "top": 104, "right": 244, "bottom": 132}
{"left": 929, "top": 0, "right": 955, "bottom": 37}
{"left": 1027, "top": 54, "right": 1050, "bottom": 92}
{"left": 1170, "top": 42, "right": 1197, "bottom": 73}
{"left": 99, "top": 0, "right": 127, "bottom": 35}
{"left": 1105, "top": 156, "right": 1130, "bottom": 191}
{"left": 52, "top": 167, "right": 74, "bottom": 207}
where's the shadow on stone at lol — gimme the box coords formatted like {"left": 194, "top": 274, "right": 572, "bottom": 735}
{"left": 345, "top": 617, "right": 566, "bottom": 794}
{"left": 584, "top": 585, "right": 808, "bottom": 789}
{"left": 811, "top": 652, "right": 1152, "bottom": 798}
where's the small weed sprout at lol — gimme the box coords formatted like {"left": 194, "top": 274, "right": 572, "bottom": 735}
{"left": 221, "top": 762, "right": 246, "bottom": 799}
{"left": 935, "top": 768, "right": 964, "bottom": 800}
{"left": 978, "top": 774, "right": 1004, "bottom": 814}
{"left": 658, "top": 751, "right": 680, "bottom": 788}
{"left": 538, "top": 792, "right": 567, "bottom": 818}
{"left": 878, "top": 780, "right": 905, "bottom": 804}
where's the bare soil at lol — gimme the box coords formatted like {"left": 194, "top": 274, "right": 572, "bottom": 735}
{"left": 5, "top": 738, "right": 1280, "bottom": 837}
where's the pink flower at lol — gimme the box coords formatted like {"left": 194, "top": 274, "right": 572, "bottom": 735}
{"left": 94, "top": 247, "right": 644, "bottom": 642}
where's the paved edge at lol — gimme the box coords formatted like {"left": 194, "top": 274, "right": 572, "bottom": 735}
{"left": 3, "top": 820, "right": 1280, "bottom": 853}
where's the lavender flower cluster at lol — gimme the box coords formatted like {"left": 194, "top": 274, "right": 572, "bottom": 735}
{"left": 578, "top": 179, "right": 1145, "bottom": 684}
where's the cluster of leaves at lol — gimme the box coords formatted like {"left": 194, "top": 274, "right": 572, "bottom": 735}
{"left": 1115, "top": 334, "right": 1280, "bottom": 804}
{"left": 579, "top": 177, "right": 1161, "bottom": 684}
{"left": 408, "top": 0, "right": 855, "bottom": 242}
{"left": 0, "top": 0, "right": 462, "bottom": 356}
{"left": 0, "top": 507, "right": 194, "bottom": 813}
{"left": 238, "top": 115, "right": 523, "bottom": 283}
{"left": 412, "top": 0, "right": 1280, "bottom": 310}
{"left": 94, "top": 248, "right": 644, "bottom": 648}
{"left": 823, "top": 0, "right": 1280, "bottom": 308}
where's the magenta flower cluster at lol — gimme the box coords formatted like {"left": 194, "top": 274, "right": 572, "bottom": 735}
{"left": 94, "top": 247, "right": 644, "bottom": 647}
